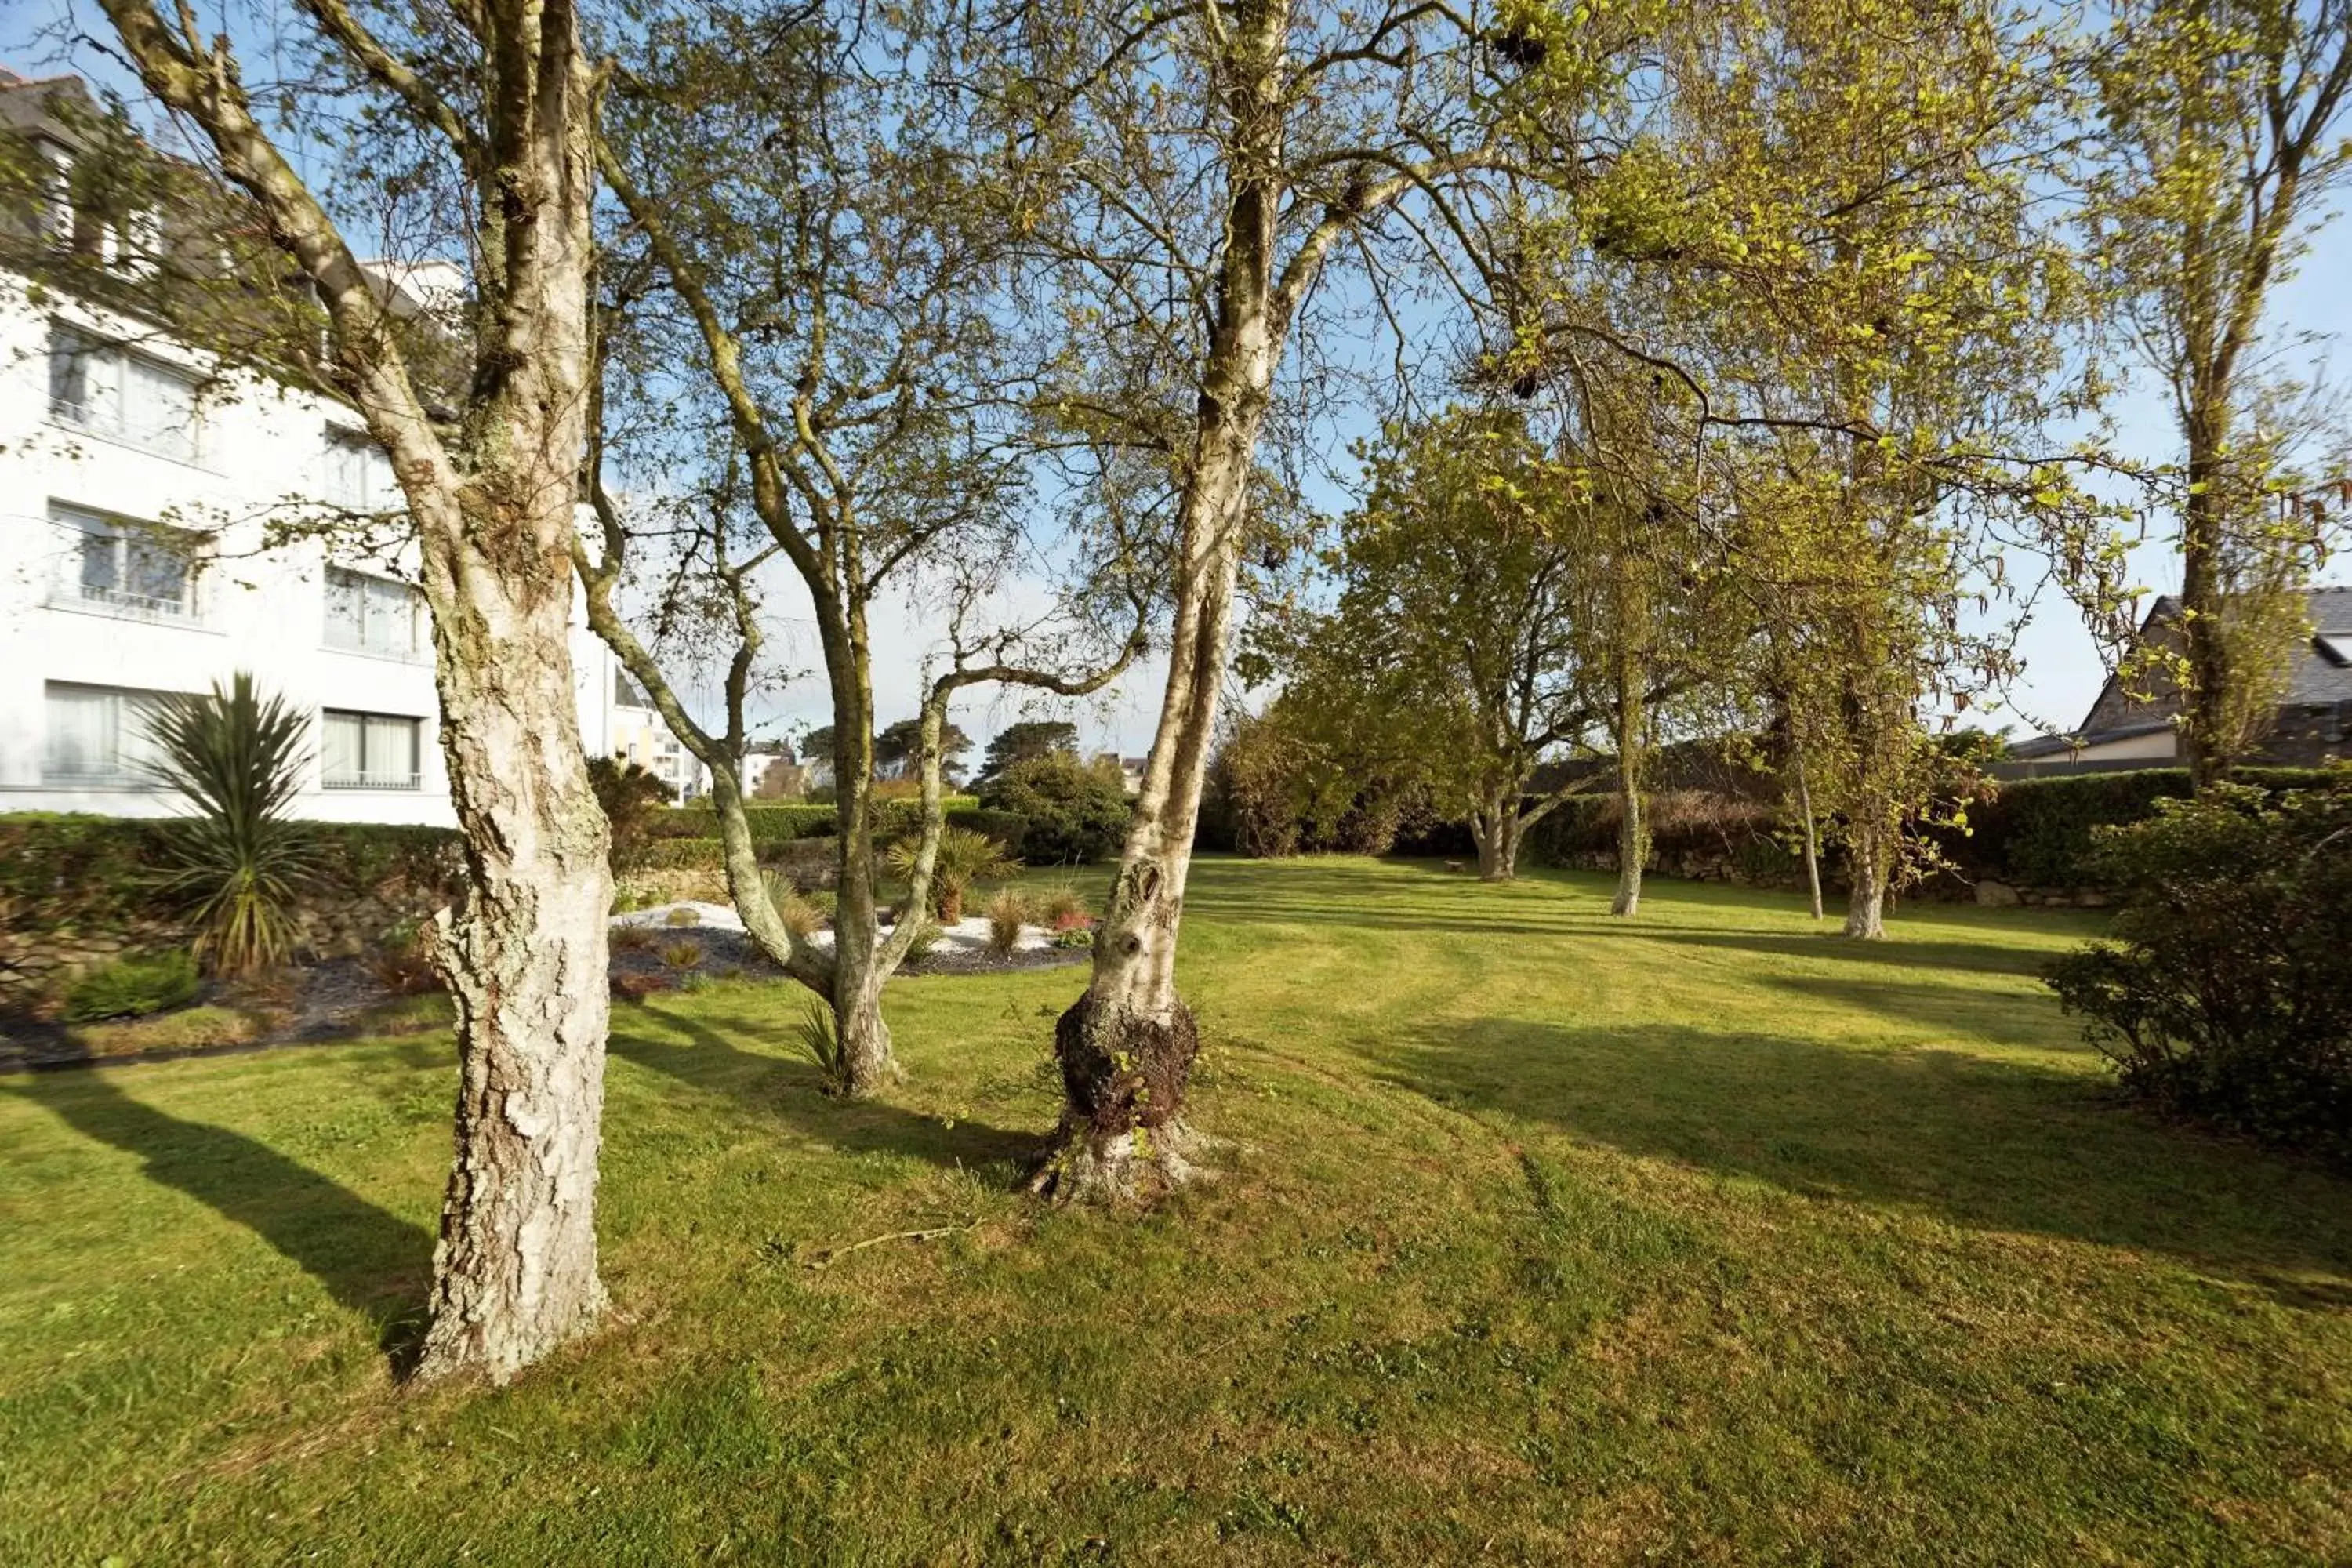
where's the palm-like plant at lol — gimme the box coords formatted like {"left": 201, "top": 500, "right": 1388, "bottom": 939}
{"left": 885, "top": 826, "right": 1017, "bottom": 923}
{"left": 142, "top": 673, "right": 318, "bottom": 978}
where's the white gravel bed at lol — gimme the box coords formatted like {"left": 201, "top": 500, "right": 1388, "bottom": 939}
{"left": 613, "top": 901, "right": 1055, "bottom": 953}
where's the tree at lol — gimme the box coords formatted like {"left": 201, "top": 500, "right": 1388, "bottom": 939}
{"left": 1267, "top": 409, "right": 1618, "bottom": 881}
{"left": 94, "top": 0, "right": 615, "bottom": 1380}
{"left": 1490, "top": 0, "right": 2111, "bottom": 938}
{"left": 585, "top": 1, "right": 1146, "bottom": 1093}
{"left": 877, "top": 717, "right": 972, "bottom": 784}
{"left": 956, "top": 0, "right": 1624, "bottom": 1200}
{"left": 978, "top": 720, "right": 1080, "bottom": 782}
{"left": 2086, "top": 0, "right": 2352, "bottom": 786}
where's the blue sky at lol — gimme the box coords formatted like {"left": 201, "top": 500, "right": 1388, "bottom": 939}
{"left": 7, "top": 3, "right": 2347, "bottom": 754}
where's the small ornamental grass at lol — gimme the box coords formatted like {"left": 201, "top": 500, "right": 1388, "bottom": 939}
{"left": 985, "top": 888, "right": 1029, "bottom": 957}
{"left": 659, "top": 938, "right": 705, "bottom": 972}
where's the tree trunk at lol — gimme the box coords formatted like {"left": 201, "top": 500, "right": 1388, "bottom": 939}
{"left": 416, "top": 554, "right": 613, "bottom": 1380}
{"left": 1842, "top": 818, "right": 1888, "bottom": 939}
{"left": 1474, "top": 789, "right": 1522, "bottom": 881}
{"left": 1795, "top": 753, "right": 1824, "bottom": 921}
{"left": 1610, "top": 632, "right": 1647, "bottom": 916}
{"left": 2179, "top": 409, "right": 2233, "bottom": 789}
{"left": 829, "top": 680, "right": 900, "bottom": 1096}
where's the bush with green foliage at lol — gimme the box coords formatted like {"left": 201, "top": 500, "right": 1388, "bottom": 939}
{"left": 2043, "top": 782, "right": 2352, "bottom": 1165}
{"left": 62, "top": 949, "right": 201, "bottom": 1022}
{"left": 142, "top": 673, "right": 319, "bottom": 978}
{"left": 979, "top": 755, "right": 1131, "bottom": 865}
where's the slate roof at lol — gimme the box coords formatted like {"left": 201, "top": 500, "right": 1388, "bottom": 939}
{"left": 2126, "top": 587, "right": 2352, "bottom": 710}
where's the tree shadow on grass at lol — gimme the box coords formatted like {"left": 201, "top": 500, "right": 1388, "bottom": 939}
{"left": 6, "top": 1072, "right": 435, "bottom": 1366}
{"left": 1387, "top": 1018, "right": 2352, "bottom": 1308}
{"left": 609, "top": 1004, "right": 1040, "bottom": 1180}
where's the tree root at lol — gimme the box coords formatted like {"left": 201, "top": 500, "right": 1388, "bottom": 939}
{"left": 1026, "top": 1116, "right": 1225, "bottom": 1205}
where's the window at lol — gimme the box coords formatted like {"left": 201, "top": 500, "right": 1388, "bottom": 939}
{"left": 324, "top": 566, "right": 426, "bottom": 659}
{"left": 321, "top": 710, "right": 423, "bottom": 789}
{"left": 44, "top": 682, "right": 166, "bottom": 785}
{"left": 51, "top": 503, "right": 198, "bottom": 620}
{"left": 49, "top": 326, "right": 201, "bottom": 461}
{"left": 2317, "top": 633, "right": 2352, "bottom": 669}
{"left": 615, "top": 667, "right": 652, "bottom": 709}
{"left": 323, "top": 428, "right": 400, "bottom": 512}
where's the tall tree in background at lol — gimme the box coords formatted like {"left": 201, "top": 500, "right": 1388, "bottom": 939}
{"left": 978, "top": 720, "right": 1082, "bottom": 782}
{"left": 94, "top": 0, "right": 612, "bottom": 1380}
{"left": 1270, "top": 408, "right": 1633, "bottom": 882}
{"left": 959, "top": 0, "right": 1632, "bottom": 1200}
{"left": 1497, "top": 0, "right": 2106, "bottom": 938}
{"left": 2086, "top": 0, "right": 2352, "bottom": 786}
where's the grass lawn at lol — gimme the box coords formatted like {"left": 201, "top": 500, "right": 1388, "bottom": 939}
{"left": 2, "top": 858, "right": 2347, "bottom": 1564}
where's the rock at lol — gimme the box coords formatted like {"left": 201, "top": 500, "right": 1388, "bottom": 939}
{"left": 1974, "top": 880, "right": 2021, "bottom": 908}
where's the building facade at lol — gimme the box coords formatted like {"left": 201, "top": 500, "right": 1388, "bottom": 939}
{"left": 0, "top": 67, "right": 702, "bottom": 826}
{"left": 2002, "top": 587, "right": 2352, "bottom": 777}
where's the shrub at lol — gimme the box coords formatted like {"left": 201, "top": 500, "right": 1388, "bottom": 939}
{"left": 1036, "top": 884, "right": 1089, "bottom": 928}
{"left": 665, "top": 905, "right": 700, "bottom": 927}
{"left": 899, "top": 919, "right": 942, "bottom": 964}
{"left": 985, "top": 888, "right": 1029, "bottom": 957}
{"left": 609, "top": 923, "right": 657, "bottom": 954}
{"left": 659, "top": 938, "right": 704, "bottom": 971}
{"left": 794, "top": 999, "right": 851, "bottom": 1094}
{"left": 886, "top": 826, "right": 1018, "bottom": 921}
{"left": 981, "top": 755, "right": 1132, "bottom": 865}
{"left": 142, "top": 673, "right": 319, "bottom": 978}
{"left": 63, "top": 950, "right": 201, "bottom": 1022}
{"left": 365, "top": 919, "right": 442, "bottom": 996}
{"left": 2043, "top": 782, "right": 2352, "bottom": 1164}
{"left": 588, "top": 756, "right": 677, "bottom": 860}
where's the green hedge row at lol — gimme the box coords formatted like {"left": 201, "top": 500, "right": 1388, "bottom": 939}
{"left": 617, "top": 808, "right": 1025, "bottom": 874}
{"left": 1943, "top": 768, "right": 2339, "bottom": 888}
{"left": 1, "top": 813, "right": 465, "bottom": 938}
{"left": 647, "top": 797, "right": 982, "bottom": 844}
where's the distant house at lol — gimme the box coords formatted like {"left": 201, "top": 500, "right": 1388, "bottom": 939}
{"left": 742, "top": 749, "right": 804, "bottom": 800}
{"left": 2003, "top": 587, "right": 2352, "bottom": 777}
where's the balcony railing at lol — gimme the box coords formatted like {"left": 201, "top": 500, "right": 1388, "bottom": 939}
{"left": 322, "top": 771, "right": 423, "bottom": 791}
{"left": 51, "top": 580, "right": 199, "bottom": 624}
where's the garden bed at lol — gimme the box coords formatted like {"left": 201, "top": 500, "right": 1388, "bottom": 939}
{"left": 2, "top": 902, "right": 1088, "bottom": 1072}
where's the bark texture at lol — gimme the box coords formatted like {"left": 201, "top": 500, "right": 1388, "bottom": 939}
{"left": 1795, "top": 754, "right": 1824, "bottom": 921}
{"left": 1843, "top": 820, "right": 1888, "bottom": 939}
{"left": 1609, "top": 635, "right": 1647, "bottom": 916}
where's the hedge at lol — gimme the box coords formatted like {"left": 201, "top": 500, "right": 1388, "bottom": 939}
{"left": 1, "top": 813, "right": 465, "bottom": 940}
{"left": 1940, "top": 767, "right": 2339, "bottom": 888}
{"left": 648, "top": 797, "right": 982, "bottom": 844}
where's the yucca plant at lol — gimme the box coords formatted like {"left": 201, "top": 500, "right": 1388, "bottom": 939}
{"left": 141, "top": 673, "right": 318, "bottom": 979}
{"left": 884, "top": 826, "right": 1018, "bottom": 923}
{"left": 793, "top": 997, "right": 851, "bottom": 1094}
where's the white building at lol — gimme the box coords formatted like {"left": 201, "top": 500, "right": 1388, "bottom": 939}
{"left": 0, "top": 67, "right": 702, "bottom": 826}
